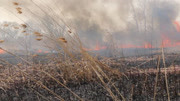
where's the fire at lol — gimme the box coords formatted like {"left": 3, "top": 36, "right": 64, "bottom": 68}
{"left": 44, "top": 51, "right": 49, "bottom": 53}
{"left": 94, "top": 42, "right": 107, "bottom": 51}
{"left": 120, "top": 43, "right": 153, "bottom": 49}
{"left": 36, "top": 49, "right": 49, "bottom": 54}
{"left": 83, "top": 45, "right": 107, "bottom": 51}
{"left": 174, "top": 21, "right": 180, "bottom": 32}
{"left": 0, "top": 49, "right": 5, "bottom": 54}
{"left": 161, "top": 21, "right": 180, "bottom": 48}
{"left": 162, "top": 35, "right": 172, "bottom": 47}
{"left": 84, "top": 43, "right": 154, "bottom": 51}
{"left": 120, "top": 44, "right": 142, "bottom": 48}
{"left": 84, "top": 42, "right": 107, "bottom": 51}
{"left": 144, "top": 43, "right": 153, "bottom": 48}
{"left": 37, "top": 49, "right": 42, "bottom": 53}
{"left": 84, "top": 21, "right": 180, "bottom": 51}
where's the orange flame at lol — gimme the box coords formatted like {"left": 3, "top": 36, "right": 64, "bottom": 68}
{"left": 37, "top": 49, "right": 42, "bottom": 53}
{"left": 44, "top": 51, "right": 49, "bottom": 53}
{"left": 0, "top": 49, "right": 5, "bottom": 54}
{"left": 84, "top": 21, "right": 180, "bottom": 51}
{"left": 144, "top": 43, "right": 153, "bottom": 49}
{"left": 174, "top": 21, "right": 180, "bottom": 32}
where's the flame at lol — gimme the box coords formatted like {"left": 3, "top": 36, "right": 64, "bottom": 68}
{"left": 162, "top": 35, "right": 172, "bottom": 47}
{"left": 161, "top": 31, "right": 180, "bottom": 48}
{"left": 36, "top": 49, "right": 49, "bottom": 54}
{"left": 144, "top": 43, "right": 153, "bottom": 49}
{"left": 84, "top": 21, "right": 180, "bottom": 51}
{"left": 0, "top": 49, "right": 5, "bottom": 54}
{"left": 94, "top": 43, "right": 107, "bottom": 51}
{"left": 121, "top": 44, "right": 142, "bottom": 48}
{"left": 174, "top": 21, "right": 180, "bottom": 32}
{"left": 84, "top": 43, "right": 153, "bottom": 51}
{"left": 37, "top": 49, "right": 42, "bottom": 53}
{"left": 44, "top": 51, "right": 49, "bottom": 53}
{"left": 120, "top": 43, "right": 153, "bottom": 49}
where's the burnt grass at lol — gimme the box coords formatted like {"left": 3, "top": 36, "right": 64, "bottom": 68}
{"left": 0, "top": 71, "right": 179, "bottom": 101}
{"left": 0, "top": 54, "right": 180, "bottom": 101}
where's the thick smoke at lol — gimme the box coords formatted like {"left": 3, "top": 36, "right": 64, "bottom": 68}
{"left": 113, "top": 0, "right": 180, "bottom": 46}
{"left": 153, "top": 1, "right": 180, "bottom": 41}
{"left": 0, "top": 0, "right": 180, "bottom": 50}
{"left": 54, "top": 0, "right": 131, "bottom": 47}
{"left": 47, "top": 0, "right": 180, "bottom": 47}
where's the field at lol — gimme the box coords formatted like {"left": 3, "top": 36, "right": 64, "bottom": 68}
{"left": 0, "top": 52, "right": 179, "bottom": 101}
{"left": 0, "top": 0, "right": 180, "bottom": 101}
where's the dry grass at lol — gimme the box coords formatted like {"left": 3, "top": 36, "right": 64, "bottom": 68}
{"left": 13, "top": 2, "right": 19, "bottom": 6}
{"left": 36, "top": 38, "right": 43, "bottom": 41}
{"left": 0, "top": 55, "right": 179, "bottom": 100}
{"left": 59, "top": 37, "right": 68, "bottom": 43}
{"left": 21, "top": 24, "right": 27, "bottom": 29}
{"left": 0, "top": 1, "right": 179, "bottom": 101}
{"left": 3, "top": 24, "right": 9, "bottom": 27}
{"left": 0, "top": 55, "right": 123, "bottom": 100}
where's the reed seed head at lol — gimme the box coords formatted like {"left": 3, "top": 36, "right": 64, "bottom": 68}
{"left": 68, "top": 30, "right": 72, "bottom": 33}
{"left": 21, "top": 24, "right": 27, "bottom": 28}
{"left": 3, "top": 24, "right": 9, "bottom": 27}
{"left": 22, "top": 30, "right": 26, "bottom": 33}
{"left": 34, "top": 32, "right": 41, "bottom": 35}
{"left": 13, "top": 2, "right": 19, "bottom": 6}
{"left": 14, "top": 27, "right": 19, "bottom": 29}
{"left": 63, "top": 40, "right": 67, "bottom": 43}
{"left": 17, "top": 63, "right": 22, "bottom": 66}
{"left": 59, "top": 37, "right": 66, "bottom": 41}
{"left": 0, "top": 40, "right": 4, "bottom": 43}
{"left": 36, "top": 34, "right": 43, "bottom": 37}
{"left": 32, "top": 54, "right": 38, "bottom": 57}
{"left": 24, "top": 33, "right": 29, "bottom": 36}
{"left": 18, "top": 11, "right": 22, "bottom": 14}
{"left": 59, "top": 37, "right": 67, "bottom": 43}
{"left": 36, "top": 38, "right": 42, "bottom": 41}
{"left": 16, "top": 7, "right": 22, "bottom": 11}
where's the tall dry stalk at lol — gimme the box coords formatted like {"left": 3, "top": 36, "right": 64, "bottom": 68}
{"left": 153, "top": 55, "right": 161, "bottom": 101}
{"left": 161, "top": 44, "right": 170, "bottom": 101}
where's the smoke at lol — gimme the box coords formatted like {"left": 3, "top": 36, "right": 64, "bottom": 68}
{"left": 153, "top": 1, "right": 180, "bottom": 40}
{"left": 113, "top": 0, "right": 180, "bottom": 46}
{"left": 52, "top": 0, "right": 180, "bottom": 47}
{"left": 154, "top": 2, "right": 177, "bottom": 26}
{"left": 1, "top": 0, "right": 180, "bottom": 50}
{"left": 54, "top": 0, "right": 131, "bottom": 47}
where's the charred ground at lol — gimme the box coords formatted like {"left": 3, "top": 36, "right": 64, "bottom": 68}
{"left": 0, "top": 53, "right": 179, "bottom": 101}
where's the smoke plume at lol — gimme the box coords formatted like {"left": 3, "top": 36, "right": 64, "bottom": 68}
{"left": 0, "top": 0, "right": 180, "bottom": 51}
